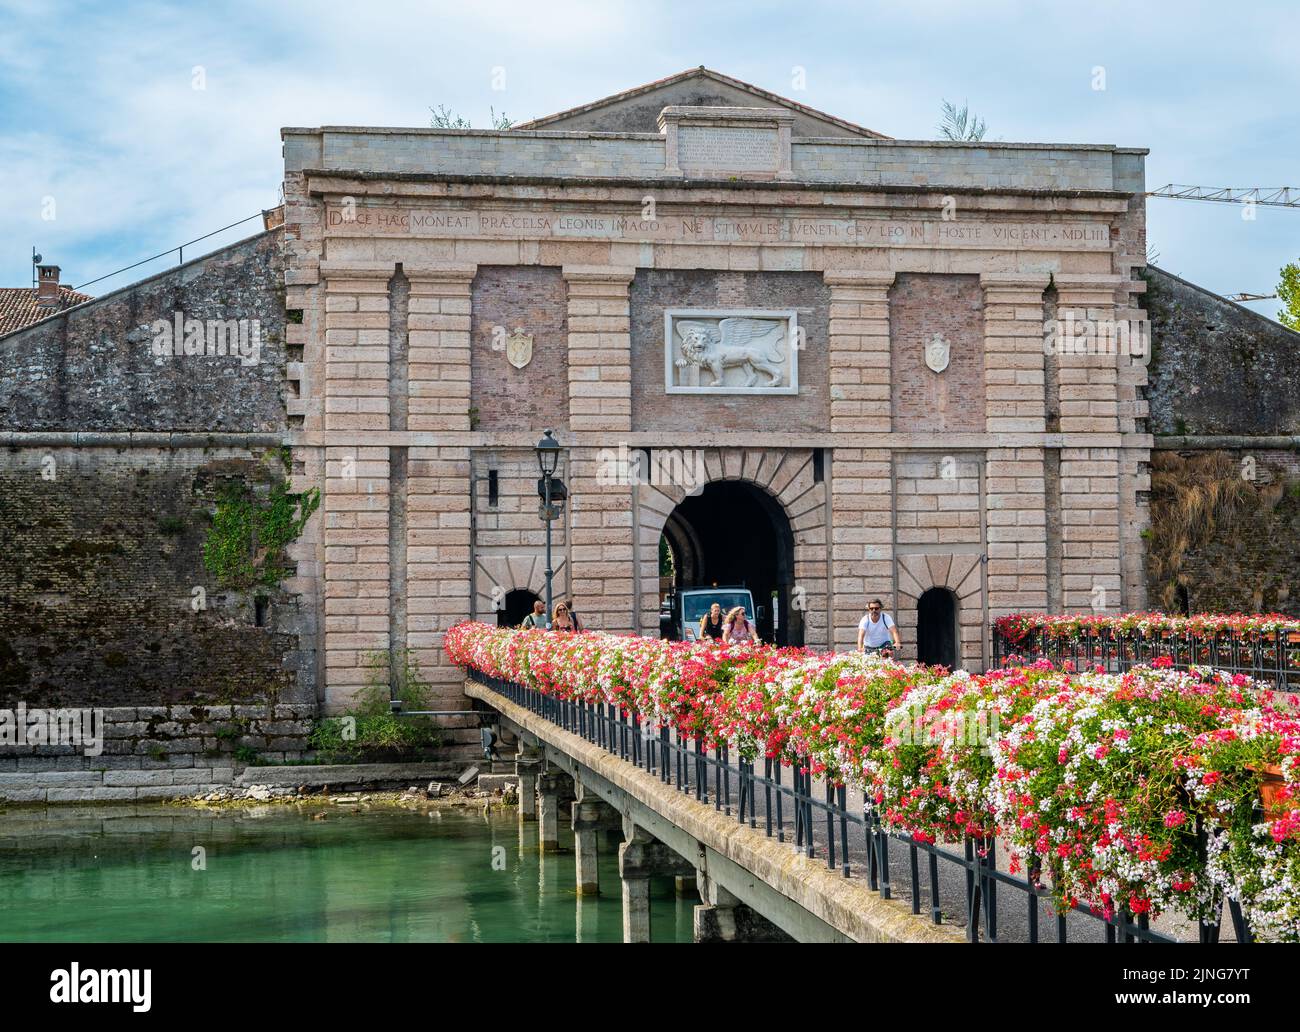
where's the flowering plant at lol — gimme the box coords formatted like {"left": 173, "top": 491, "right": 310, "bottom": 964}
{"left": 1192, "top": 696, "right": 1300, "bottom": 940}
{"left": 445, "top": 621, "right": 1300, "bottom": 938}
{"left": 995, "top": 610, "right": 1300, "bottom": 644}
{"left": 986, "top": 663, "right": 1264, "bottom": 921}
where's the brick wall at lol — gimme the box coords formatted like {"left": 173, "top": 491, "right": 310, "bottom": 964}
{"left": 890, "top": 273, "right": 985, "bottom": 433}
{"left": 470, "top": 266, "right": 569, "bottom": 432}
{"left": 629, "top": 269, "right": 830, "bottom": 433}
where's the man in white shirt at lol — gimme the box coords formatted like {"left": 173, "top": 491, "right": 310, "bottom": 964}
{"left": 856, "top": 599, "right": 901, "bottom": 654}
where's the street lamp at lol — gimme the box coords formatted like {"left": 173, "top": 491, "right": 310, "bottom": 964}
{"left": 535, "top": 429, "right": 562, "bottom": 628}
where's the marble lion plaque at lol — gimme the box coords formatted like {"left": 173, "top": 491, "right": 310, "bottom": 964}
{"left": 664, "top": 309, "right": 799, "bottom": 395}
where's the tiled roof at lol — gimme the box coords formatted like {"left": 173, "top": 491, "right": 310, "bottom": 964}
{"left": 0, "top": 285, "right": 94, "bottom": 336}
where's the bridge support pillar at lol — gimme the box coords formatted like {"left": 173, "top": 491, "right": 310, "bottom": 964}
{"left": 514, "top": 743, "right": 542, "bottom": 823}
{"left": 537, "top": 769, "right": 570, "bottom": 853}
{"left": 571, "top": 783, "right": 621, "bottom": 896}
{"left": 619, "top": 822, "right": 694, "bottom": 943}
{"left": 693, "top": 883, "right": 793, "bottom": 943}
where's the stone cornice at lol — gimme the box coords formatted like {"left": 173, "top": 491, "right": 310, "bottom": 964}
{"left": 288, "top": 430, "right": 1142, "bottom": 451}
{"left": 300, "top": 170, "right": 1135, "bottom": 212}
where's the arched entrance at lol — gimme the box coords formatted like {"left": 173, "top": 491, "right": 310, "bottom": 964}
{"left": 497, "top": 588, "right": 540, "bottom": 628}
{"left": 661, "top": 480, "right": 799, "bottom": 646}
{"left": 916, "top": 588, "right": 958, "bottom": 669}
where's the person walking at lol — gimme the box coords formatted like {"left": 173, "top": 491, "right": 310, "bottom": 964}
{"left": 520, "top": 599, "right": 546, "bottom": 630}
{"left": 566, "top": 600, "right": 583, "bottom": 632}
{"left": 856, "top": 598, "right": 900, "bottom": 655}
{"left": 550, "top": 601, "right": 577, "bottom": 632}
{"left": 699, "top": 602, "right": 725, "bottom": 640}
{"left": 723, "top": 605, "right": 759, "bottom": 644}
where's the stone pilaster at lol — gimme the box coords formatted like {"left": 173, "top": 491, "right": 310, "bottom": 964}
{"left": 401, "top": 266, "right": 474, "bottom": 703}
{"left": 979, "top": 275, "right": 1051, "bottom": 623}
{"left": 1054, "top": 276, "right": 1125, "bottom": 612}
{"left": 406, "top": 444, "right": 472, "bottom": 705}
{"left": 322, "top": 262, "right": 392, "bottom": 433}
{"left": 320, "top": 263, "right": 392, "bottom": 712}
{"left": 567, "top": 445, "right": 635, "bottom": 632}
{"left": 406, "top": 266, "right": 474, "bottom": 433}
{"left": 564, "top": 266, "right": 634, "bottom": 433}
{"left": 824, "top": 272, "right": 893, "bottom": 434}
{"left": 981, "top": 274, "right": 1050, "bottom": 435}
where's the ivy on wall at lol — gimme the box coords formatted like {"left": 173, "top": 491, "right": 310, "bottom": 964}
{"left": 202, "top": 481, "right": 320, "bottom": 588}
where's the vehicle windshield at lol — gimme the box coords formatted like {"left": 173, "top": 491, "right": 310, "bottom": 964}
{"left": 681, "top": 591, "right": 753, "bottom": 625}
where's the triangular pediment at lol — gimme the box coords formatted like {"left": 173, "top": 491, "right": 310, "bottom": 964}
{"left": 514, "top": 67, "right": 887, "bottom": 139}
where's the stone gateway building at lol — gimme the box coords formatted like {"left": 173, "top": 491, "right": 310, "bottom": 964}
{"left": 20, "top": 64, "right": 1300, "bottom": 772}
{"left": 279, "top": 67, "right": 1152, "bottom": 711}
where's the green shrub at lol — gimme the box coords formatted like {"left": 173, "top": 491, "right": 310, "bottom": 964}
{"left": 308, "top": 650, "right": 442, "bottom": 761}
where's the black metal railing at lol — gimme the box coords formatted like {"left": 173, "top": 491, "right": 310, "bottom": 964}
{"left": 991, "top": 625, "right": 1300, "bottom": 691}
{"left": 467, "top": 667, "right": 1257, "bottom": 944}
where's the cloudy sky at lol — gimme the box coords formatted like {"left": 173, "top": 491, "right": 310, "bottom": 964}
{"left": 2, "top": 0, "right": 1295, "bottom": 319}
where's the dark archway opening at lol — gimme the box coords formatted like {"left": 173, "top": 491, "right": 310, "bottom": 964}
{"left": 498, "top": 588, "right": 541, "bottom": 628}
{"left": 662, "top": 480, "right": 799, "bottom": 646}
{"left": 917, "top": 588, "right": 959, "bottom": 669}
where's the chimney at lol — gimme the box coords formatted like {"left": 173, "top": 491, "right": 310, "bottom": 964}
{"left": 36, "top": 264, "right": 61, "bottom": 308}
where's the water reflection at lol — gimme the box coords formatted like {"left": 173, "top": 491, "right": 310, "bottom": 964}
{"left": 0, "top": 803, "right": 693, "bottom": 943}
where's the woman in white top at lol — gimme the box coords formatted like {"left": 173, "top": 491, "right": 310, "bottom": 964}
{"left": 722, "top": 606, "right": 759, "bottom": 644}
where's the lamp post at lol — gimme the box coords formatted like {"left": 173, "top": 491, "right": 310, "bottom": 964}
{"left": 535, "top": 429, "right": 562, "bottom": 629}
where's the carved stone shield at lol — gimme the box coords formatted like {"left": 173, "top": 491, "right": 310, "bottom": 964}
{"left": 506, "top": 329, "right": 533, "bottom": 370}
{"left": 924, "top": 332, "right": 950, "bottom": 374}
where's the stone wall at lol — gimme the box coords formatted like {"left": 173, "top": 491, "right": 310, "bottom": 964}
{"left": 629, "top": 269, "right": 830, "bottom": 432}
{"left": 0, "top": 231, "right": 286, "bottom": 432}
{"left": 0, "top": 227, "right": 319, "bottom": 734}
{"left": 1144, "top": 267, "right": 1300, "bottom": 436}
{"left": 0, "top": 446, "right": 314, "bottom": 708}
{"left": 471, "top": 447, "right": 570, "bottom": 619}
{"left": 0, "top": 703, "right": 312, "bottom": 803}
{"left": 1146, "top": 447, "right": 1300, "bottom": 616}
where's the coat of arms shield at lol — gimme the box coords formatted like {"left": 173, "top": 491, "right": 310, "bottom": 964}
{"left": 924, "top": 332, "right": 950, "bottom": 374}
{"left": 505, "top": 329, "right": 533, "bottom": 370}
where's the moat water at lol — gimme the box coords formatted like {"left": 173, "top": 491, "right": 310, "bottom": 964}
{"left": 0, "top": 803, "right": 694, "bottom": 942}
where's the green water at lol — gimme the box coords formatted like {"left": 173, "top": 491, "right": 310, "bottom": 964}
{"left": 0, "top": 803, "right": 694, "bottom": 943}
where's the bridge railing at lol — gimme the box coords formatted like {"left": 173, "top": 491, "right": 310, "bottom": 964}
{"left": 468, "top": 667, "right": 1256, "bottom": 944}
{"left": 991, "top": 619, "right": 1300, "bottom": 691}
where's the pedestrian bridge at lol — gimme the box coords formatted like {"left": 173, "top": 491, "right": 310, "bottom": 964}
{"left": 465, "top": 671, "right": 961, "bottom": 943}
{"left": 465, "top": 669, "right": 1248, "bottom": 944}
